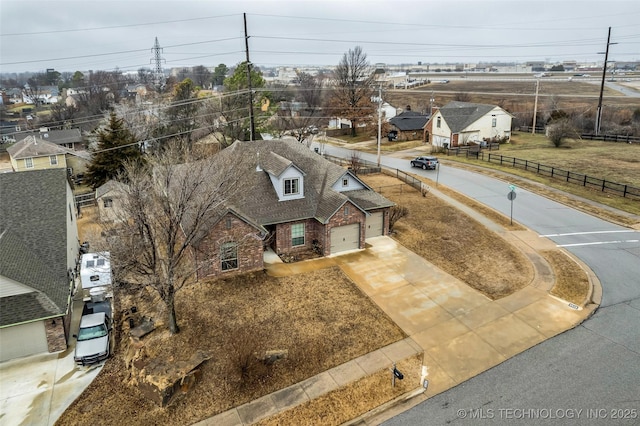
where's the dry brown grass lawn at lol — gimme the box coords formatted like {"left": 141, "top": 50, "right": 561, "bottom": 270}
{"left": 361, "top": 174, "right": 533, "bottom": 299}
{"left": 542, "top": 250, "right": 590, "bottom": 305}
{"left": 58, "top": 267, "right": 405, "bottom": 425}
{"left": 255, "top": 354, "right": 423, "bottom": 426}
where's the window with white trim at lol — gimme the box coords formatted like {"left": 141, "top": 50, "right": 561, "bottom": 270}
{"left": 291, "top": 223, "right": 305, "bottom": 246}
{"left": 50, "top": 155, "right": 58, "bottom": 165}
{"left": 342, "top": 178, "right": 348, "bottom": 187}
{"left": 25, "top": 157, "right": 34, "bottom": 168}
{"left": 221, "top": 242, "right": 238, "bottom": 271}
{"left": 284, "top": 178, "right": 299, "bottom": 195}
{"left": 492, "top": 116, "right": 497, "bottom": 127}
{"left": 436, "top": 117, "right": 441, "bottom": 128}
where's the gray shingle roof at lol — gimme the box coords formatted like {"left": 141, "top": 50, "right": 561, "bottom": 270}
{"left": 6, "top": 135, "right": 68, "bottom": 159}
{"left": 438, "top": 101, "right": 497, "bottom": 133}
{"left": 15, "top": 129, "right": 82, "bottom": 146}
{"left": 390, "top": 110, "right": 430, "bottom": 131}
{"left": 95, "top": 180, "right": 127, "bottom": 199}
{"left": 214, "top": 140, "right": 393, "bottom": 226}
{"left": 0, "top": 168, "right": 74, "bottom": 326}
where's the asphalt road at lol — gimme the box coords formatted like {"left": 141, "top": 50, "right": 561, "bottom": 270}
{"left": 315, "top": 144, "right": 640, "bottom": 425}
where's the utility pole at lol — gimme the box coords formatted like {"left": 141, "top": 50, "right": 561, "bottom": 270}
{"left": 532, "top": 79, "right": 539, "bottom": 135}
{"left": 244, "top": 13, "right": 255, "bottom": 141}
{"left": 595, "top": 27, "right": 613, "bottom": 136}
{"left": 377, "top": 84, "right": 382, "bottom": 166}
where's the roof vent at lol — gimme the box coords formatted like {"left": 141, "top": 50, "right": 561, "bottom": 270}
{"left": 256, "top": 152, "right": 262, "bottom": 172}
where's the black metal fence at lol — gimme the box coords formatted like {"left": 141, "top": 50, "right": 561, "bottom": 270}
{"left": 393, "top": 169, "right": 428, "bottom": 193}
{"left": 581, "top": 134, "right": 640, "bottom": 143}
{"left": 484, "top": 153, "right": 640, "bottom": 200}
{"left": 445, "top": 143, "right": 500, "bottom": 159}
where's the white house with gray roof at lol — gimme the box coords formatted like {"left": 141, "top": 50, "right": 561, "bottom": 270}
{"left": 0, "top": 168, "right": 80, "bottom": 361}
{"left": 425, "top": 101, "right": 513, "bottom": 148}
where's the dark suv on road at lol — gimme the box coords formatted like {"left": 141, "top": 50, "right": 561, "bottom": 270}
{"left": 410, "top": 156, "right": 438, "bottom": 170}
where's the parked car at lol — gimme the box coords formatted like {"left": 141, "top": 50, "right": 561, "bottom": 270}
{"left": 74, "top": 311, "right": 112, "bottom": 366}
{"left": 410, "top": 156, "right": 438, "bottom": 170}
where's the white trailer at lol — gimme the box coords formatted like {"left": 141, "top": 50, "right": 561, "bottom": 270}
{"left": 79, "top": 252, "right": 113, "bottom": 302}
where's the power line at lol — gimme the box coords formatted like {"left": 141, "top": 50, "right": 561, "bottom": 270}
{"left": 0, "top": 14, "right": 242, "bottom": 37}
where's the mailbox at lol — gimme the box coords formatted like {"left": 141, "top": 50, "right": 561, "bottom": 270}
{"left": 393, "top": 367, "right": 404, "bottom": 380}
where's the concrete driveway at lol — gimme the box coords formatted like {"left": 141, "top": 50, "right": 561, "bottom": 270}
{"left": 0, "top": 299, "right": 103, "bottom": 426}
{"left": 334, "top": 236, "right": 595, "bottom": 397}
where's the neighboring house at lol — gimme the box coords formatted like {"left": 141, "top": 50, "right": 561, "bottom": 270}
{"left": 380, "top": 102, "right": 398, "bottom": 121}
{"left": 425, "top": 101, "right": 513, "bottom": 148}
{"left": 1, "top": 120, "right": 21, "bottom": 144}
{"left": 190, "top": 139, "right": 395, "bottom": 280}
{"left": 0, "top": 168, "right": 80, "bottom": 361}
{"left": 15, "top": 128, "right": 84, "bottom": 150}
{"left": 65, "top": 94, "right": 82, "bottom": 109}
{"left": 389, "top": 106, "right": 430, "bottom": 141}
{"left": 6, "top": 135, "right": 68, "bottom": 171}
{"left": 123, "top": 84, "right": 148, "bottom": 101}
{"left": 95, "top": 180, "right": 127, "bottom": 223}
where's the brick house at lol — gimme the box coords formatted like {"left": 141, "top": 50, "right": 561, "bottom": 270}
{"left": 191, "top": 139, "right": 394, "bottom": 280}
{"left": 0, "top": 169, "right": 80, "bottom": 361}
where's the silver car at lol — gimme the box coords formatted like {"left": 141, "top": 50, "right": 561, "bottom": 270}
{"left": 74, "top": 312, "right": 111, "bottom": 366}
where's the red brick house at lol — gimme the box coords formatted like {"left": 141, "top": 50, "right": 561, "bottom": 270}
{"left": 191, "top": 139, "right": 394, "bottom": 280}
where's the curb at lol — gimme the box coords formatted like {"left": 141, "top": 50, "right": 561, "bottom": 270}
{"left": 342, "top": 387, "right": 425, "bottom": 426}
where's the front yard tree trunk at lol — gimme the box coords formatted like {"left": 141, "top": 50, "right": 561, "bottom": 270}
{"left": 167, "top": 296, "right": 180, "bottom": 334}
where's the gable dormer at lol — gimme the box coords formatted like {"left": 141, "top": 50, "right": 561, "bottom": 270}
{"left": 261, "top": 151, "right": 306, "bottom": 201}
{"left": 332, "top": 171, "right": 366, "bottom": 192}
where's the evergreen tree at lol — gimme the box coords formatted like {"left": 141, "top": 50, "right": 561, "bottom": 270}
{"left": 85, "top": 112, "right": 143, "bottom": 189}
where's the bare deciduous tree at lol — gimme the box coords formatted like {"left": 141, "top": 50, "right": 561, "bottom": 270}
{"left": 108, "top": 143, "right": 254, "bottom": 334}
{"left": 330, "top": 46, "right": 375, "bottom": 137}
{"left": 275, "top": 71, "right": 326, "bottom": 144}
{"left": 389, "top": 205, "right": 409, "bottom": 232}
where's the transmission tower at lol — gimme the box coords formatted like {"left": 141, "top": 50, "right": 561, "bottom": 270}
{"left": 151, "top": 37, "right": 166, "bottom": 92}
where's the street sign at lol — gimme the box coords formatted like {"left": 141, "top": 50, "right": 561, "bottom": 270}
{"left": 507, "top": 188, "right": 516, "bottom": 225}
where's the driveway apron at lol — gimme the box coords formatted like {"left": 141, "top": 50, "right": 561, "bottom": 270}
{"left": 334, "top": 236, "right": 593, "bottom": 391}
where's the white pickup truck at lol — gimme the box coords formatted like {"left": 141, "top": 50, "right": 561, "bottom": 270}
{"left": 74, "top": 309, "right": 112, "bottom": 366}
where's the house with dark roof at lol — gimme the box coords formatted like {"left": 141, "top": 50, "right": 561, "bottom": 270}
{"left": 425, "top": 101, "right": 513, "bottom": 148}
{"left": 14, "top": 128, "right": 84, "bottom": 150}
{"left": 389, "top": 106, "right": 430, "bottom": 141}
{"left": 0, "top": 169, "right": 80, "bottom": 361}
{"left": 192, "top": 140, "right": 395, "bottom": 279}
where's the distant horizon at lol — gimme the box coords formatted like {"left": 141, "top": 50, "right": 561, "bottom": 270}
{"left": 2, "top": 57, "right": 638, "bottom": 78}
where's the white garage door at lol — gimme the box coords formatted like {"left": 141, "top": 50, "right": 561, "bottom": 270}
{"left": 330, "top": 224, "right": 360, "bottom": 253}
{"left": 366, "top": 212, "right": 384, "bottom": 238}
{"left": 0, "top": 321, "right": 48, "bottom": 361}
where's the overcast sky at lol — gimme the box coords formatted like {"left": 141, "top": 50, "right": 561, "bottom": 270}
{"left": 1, "top": 0, "right": 639, "bottom": 74}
